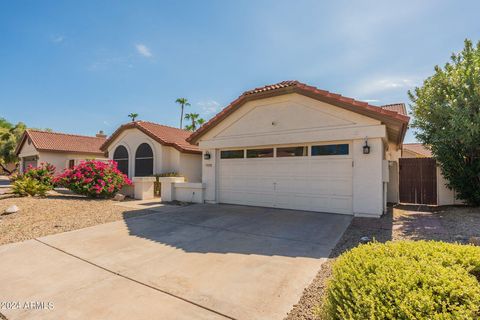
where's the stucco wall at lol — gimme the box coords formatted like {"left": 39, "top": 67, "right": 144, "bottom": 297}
{"left": 352, "top": 138, "right": 384, "bottom": 217}
{"left": 106, "top": 128, "right": 201, "bottom": 181}
{"left": 436, "top": 166, "right": 463, "bottom": 205}
{"left": 179, "top": 153, "right": 202, "bottom": 182}
{"left": 385, "top": 142, "right": 401, "bottom": 203}
{"left": 18, "top": 140, "right": 105, "bottom": 173}
{"left": 39, "top": 152, "right": 105, "bottom": 174}
{"left": 198, "top": 93, "right": 390, "bottom": 216}
{"left": 18, "top": 137, "right": 38, "bottom": 158}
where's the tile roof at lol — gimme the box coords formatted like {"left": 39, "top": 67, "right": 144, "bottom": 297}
{"left": 381, "top": 103, "right": 408, "bottom": 116}
{"left": 403, "top": 143, "right": 433, "bottom": 157}
{"left": 188, "top": 80, "right": 410, "bottom": 145}
{"left": 101, "top": 121, "right": 200, "bottom": 154}
{"left": 15, "top": 130, "right": 106, "bottom": 156}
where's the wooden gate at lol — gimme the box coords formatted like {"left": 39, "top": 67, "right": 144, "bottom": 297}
{"left": 399, "top": 158, "right": 437, "bottom": 205}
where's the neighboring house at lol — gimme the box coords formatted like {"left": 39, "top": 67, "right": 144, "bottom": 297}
{"left": 402, "top": 143, "right": 432, "bottom": 158}
{"left": 100, "top": 121, "right": 202, "bottom": 182}
{"left": 402, "top": 143, "right": 461, "bottom": 206}
{"left": 187, "top": 81, "right": 409, "bottom": 217}
{"left": 15, "top": 130, "right": 107, "bottom": 173}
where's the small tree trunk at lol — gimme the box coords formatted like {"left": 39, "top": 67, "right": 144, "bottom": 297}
{"left": 0, "top": 163, "right": 12, "bottom": 175}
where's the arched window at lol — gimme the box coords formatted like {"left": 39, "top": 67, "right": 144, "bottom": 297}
{"left": 135, "top": 143, "right": 153, "bottom": 177}
{"left": 113, "top": 145, "right": 129, "bottom": 176}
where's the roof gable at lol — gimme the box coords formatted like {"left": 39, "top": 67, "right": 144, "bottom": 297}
{"left": 101, "top": 121, "right": 200, "bottom": 154}
{"left": 15, "top": 130, "right": 106, "bottom": 156}
{"left": 188, "top": 81, "right": 409, "bottom": 145}
{"left": 212, "top": 93, "right": 380, "bottom": 140}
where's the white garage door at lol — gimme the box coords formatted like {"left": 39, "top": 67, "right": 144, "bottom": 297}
{"left": 218, "top": 145, "right": 353, "bottom": 214}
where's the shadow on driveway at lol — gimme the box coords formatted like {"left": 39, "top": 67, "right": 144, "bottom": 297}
{"left": 121, "top": 204, "right": 353, "bottom": 259}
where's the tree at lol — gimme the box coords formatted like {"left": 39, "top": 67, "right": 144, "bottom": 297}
{"left": 0, "top": 118, "right": 26, "bottom": 174}
{"left": 128, "top": 113, "right": 138, "bottom": 121}
{"left": 184, "top": 113, "right": 205, "bottom": 131}
{"left": 175, "top": 98, "right": 190, "bottom": 129}
{"left": 409, "top": 39, "right": 480, "bottom": 205}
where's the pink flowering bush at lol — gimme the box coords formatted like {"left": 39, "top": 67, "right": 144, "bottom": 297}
{"left": 24, "top": 162, "right": 56, "bottom": 189}
{"left": 55, "top": 160, "right": 132, "bottom": 198}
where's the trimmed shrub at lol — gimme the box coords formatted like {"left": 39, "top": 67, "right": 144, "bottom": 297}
{"left": 55, "top": 160, "right": 132, "bottom": 198}
{"left": 24, "top": 162, "right": 56, "bottom": 189}
{"left": 323, "top": 241, "right": 480, "bottom": 319}
{"left": 12, "top": 176, "right": 50, "bottom": 197}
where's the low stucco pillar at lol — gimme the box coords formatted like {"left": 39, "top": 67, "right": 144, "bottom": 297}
{"left": 158, "top": 177, "right": 185, "bottom": 201}
{"left": 132, "top": 177, "right": 156, "bottom": 200}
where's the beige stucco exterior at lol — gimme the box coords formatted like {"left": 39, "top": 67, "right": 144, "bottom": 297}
{"left": 105, "top": 128, "right": 201, "bottom": 182}
{"left": 196, "top": 93, "right": 397, "bottom": 217}
{"left": 17, "top": 139, "right": 106, "bottom": 173}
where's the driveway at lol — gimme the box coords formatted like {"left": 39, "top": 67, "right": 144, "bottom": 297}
{"left": 0, "top": 204, "right": 351, "bottom": 320}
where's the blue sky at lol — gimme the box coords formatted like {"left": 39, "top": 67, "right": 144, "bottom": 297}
{"left": 1, "top": 1, "right": 479, "bottom": 142}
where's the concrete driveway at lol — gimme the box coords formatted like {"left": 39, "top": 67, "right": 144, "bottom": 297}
{"left": 0, "top": 204, "right": 351, "bottom": 320}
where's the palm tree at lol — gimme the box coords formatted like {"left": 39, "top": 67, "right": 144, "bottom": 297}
{"left": 184, "top": 113, "right": 205, "bottom": 131}
{"left": 175, "top": 98, "right": 190, "bottom": 129}
{"left": 128, "top": 113, "right": 138, "bottom": 122}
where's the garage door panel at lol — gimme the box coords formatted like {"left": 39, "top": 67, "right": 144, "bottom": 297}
{"left": 218, "top": 149, "right": 353, "bottom": 214}
{"left": 274, "top": 193, "right": 352, "bottom": 214}
{"left": 308, "top": 179, "right": 352, "bottom": 196}
{"left": 219, "top": 190, "right": 275, "bottom": 207}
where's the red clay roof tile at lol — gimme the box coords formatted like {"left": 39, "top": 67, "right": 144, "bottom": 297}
{"left": 101, "top": 121, "right": 200, "bottom": 154}
{"left": 403, "top": 143, "right": 432, "bottom": 157}
{"left": 188, "top": 80, "right": 410, "bottom": 144}
{"left": 15, "top": 130, "right": 106, "bottom": 156}
{"left": 381, "top": 103, "right": 408, "bottom": 116}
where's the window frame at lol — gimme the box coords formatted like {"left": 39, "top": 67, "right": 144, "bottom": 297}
{"left": 113, "top": 145, "right": 129, "bottom": 176}
{"left": 276, "top": 146, "right": 308, "bottom": 157}
{"left": 311, "top": 143, "right": 349, "bottom": 156}
{"left": 135, "top": 143, "right": 154, "bottom": 177}
{"left": 246, "top": 148, "right": 274, "bottom": 159}
{"left": 220, "top": 149, "right": 245, "bottom": 159}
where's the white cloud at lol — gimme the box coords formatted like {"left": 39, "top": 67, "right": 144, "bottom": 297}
{"left": 135, "top": 44, "right": 152, "bottom": 57}
{"left": 352, "top": 76, "right": 419, "bottom": 96}
{"left": 197, "top": 100, "right": 221, "bottom": 115}
{"left": 362, "top": 99, "right": 380, "bottom": 103}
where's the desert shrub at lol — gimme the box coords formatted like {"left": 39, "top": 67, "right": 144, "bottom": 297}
{"left": 55, "top": 160, "right": 132, "bottom": 198}
{"left": 322, "top": 241, "right": 480, "bottom": 320}
{"left": 24, "top": 162, "right": 56, "bottom": 189}
{"left": 12, "top": 176, "right": 49, "bottom": 196}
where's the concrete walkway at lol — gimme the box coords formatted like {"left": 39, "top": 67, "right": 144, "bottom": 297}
{"left": 0, "top": 204, "right": 351, "bottom": 320}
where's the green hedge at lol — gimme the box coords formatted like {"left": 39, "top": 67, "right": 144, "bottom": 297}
{"left": 323, "top": 241, "right": 480, "bottom": 319}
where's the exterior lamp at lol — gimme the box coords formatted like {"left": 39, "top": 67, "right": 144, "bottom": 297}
{"left": 204, "top": 151, "right": 211, "bottom": 160}
{"left": 363, "top": 138, "right": 370, "bottom": 154}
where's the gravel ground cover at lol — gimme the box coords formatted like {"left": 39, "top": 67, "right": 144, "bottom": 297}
{"left": 285, "top": 205, "right": 480, "bottom": 320}
{"left": 0, "top": 190, "right": 151, "bottom": 246}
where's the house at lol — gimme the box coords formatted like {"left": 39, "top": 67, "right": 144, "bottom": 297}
{"left": 100, "top": 121, "right": 202, "bottom": 182}
{"left": 187, "top": 81, "right": 409, "bottom": 217}
{"left": 15, "top": 130, "right": 107, "bottom": 173}
{"left": 401, "top": 143, "right": 461, "bottom": 206}
{"left": 402, "top": 143, "right": 432, "bottom": 158}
